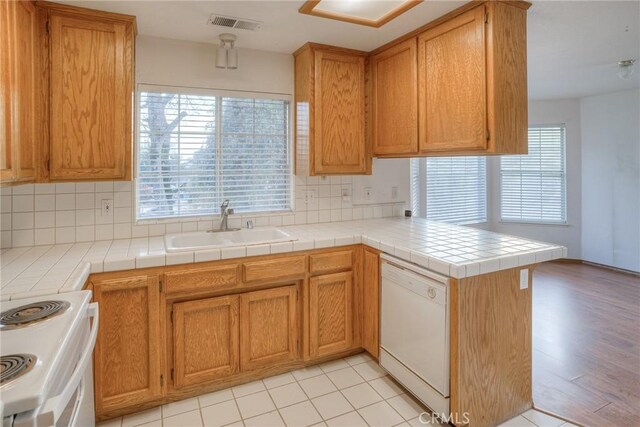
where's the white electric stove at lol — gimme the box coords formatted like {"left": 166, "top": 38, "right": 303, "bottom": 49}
{"left": 0, "top": 291, "right": 98, "bottom": 427}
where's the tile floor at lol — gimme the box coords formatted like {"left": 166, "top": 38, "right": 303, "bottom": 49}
{"left": 97, "top": 353, "right": 575, "bottom": 427}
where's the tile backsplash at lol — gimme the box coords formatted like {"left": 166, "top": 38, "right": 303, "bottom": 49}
{"left": 0, "top": 176, "right": 404, "bottom": 248}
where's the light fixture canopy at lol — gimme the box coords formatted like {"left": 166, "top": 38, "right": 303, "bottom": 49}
{"left": 215, "top": 33, "right": 238, "bottom": 70}
{"left": 617, "top": 59, "right": 635, "bottom": 80}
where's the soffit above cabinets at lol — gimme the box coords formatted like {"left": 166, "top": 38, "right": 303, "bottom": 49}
{"left": 299, "top": 0, "right": 423, "bottom": 28}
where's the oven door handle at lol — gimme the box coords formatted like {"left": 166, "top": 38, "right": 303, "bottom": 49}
{"left": 37, "top": 303, "right": 99, "bottom": 426}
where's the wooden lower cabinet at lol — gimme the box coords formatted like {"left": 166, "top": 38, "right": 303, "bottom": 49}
{"left": 309, "top": 271, "right": 354, "bottom": 358}
{"left": 173, "top": 296, "right": 240, "bottom": 389}
{"left": 92, "top": 275, "right": 162, "bottom": 416}
{"left": 240, "top": 286, "right": 299, "bottom": 370}
{"left": 91, "top": 247, "right": 362, "bottom": 420}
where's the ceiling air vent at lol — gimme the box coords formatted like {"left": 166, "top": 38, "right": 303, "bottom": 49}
{"left": 207, "top": 14, "right": 262, "bottom": 31}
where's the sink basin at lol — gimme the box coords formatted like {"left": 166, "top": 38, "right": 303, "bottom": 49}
{"left": 164, "top": 228, "right": 297, "bottom": 253}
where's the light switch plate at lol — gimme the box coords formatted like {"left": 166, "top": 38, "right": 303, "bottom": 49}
{"left": 520, "top": 269, "right": 529, "bottom": 289}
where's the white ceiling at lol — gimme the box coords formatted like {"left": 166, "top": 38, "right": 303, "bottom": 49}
{"left": 527, "top": 1, "right": 639, "bottom": 100}
{"left": 60, "top": 0, "right": 640, "bottom": 100}
{"left": 60, "top": 1, "right": 466, "bottom": 52}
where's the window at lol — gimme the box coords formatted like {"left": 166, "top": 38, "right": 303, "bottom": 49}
{"left": 500, "top": 125, "right": 567, "bottom": 224}
{"left": 137, "top": 86, "right": 291, "bottom": 221}
{"left": 411, "top": 157, "right": 487, "bottom": 225}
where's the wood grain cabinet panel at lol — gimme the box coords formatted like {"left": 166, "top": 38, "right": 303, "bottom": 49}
{"left": 314, "top": 51, "right": 367, "bottom": 174}
{"left": 173, "top": 296, "right": 240, "bottom": 389}
{"left": 309, "top": 250, "right": 353, "bottom": 275}
{"left": 164, "top": 264, "right": 238, "bottom": 296}
{"left": 309, "top": 271, "right": 354, "bottom": 357}
{"left": 0, "top": 0, "right": 15, "bottom": 183}
{"left": 48, "top": 11, "right": 133, "bottom": 180}
{"left": 240, "top": 286, "right": 299, "bottom": 371}
{"left": 371, "top": 38, "right": 418, "bottom": 156}
{"left": 243, "top": 256, "right": 306, "bottom": 283}
{"left": 92, "top": 275, "right": 162, "bottom": 415}
{"left": 294, "top": 44, "right": 370, "bottom": 176}
{"left": 362, "top": 247, "right": 380, "bottom": 358}
{"left": 418, "top": 6, "right": 487, "bottom": 153}
{"left": 1, "top": 0, "right": 37, "bottom": 184}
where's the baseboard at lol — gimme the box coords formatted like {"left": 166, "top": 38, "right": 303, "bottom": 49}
{"left": 551, "top": 258, "right": 640, "bottom": 277}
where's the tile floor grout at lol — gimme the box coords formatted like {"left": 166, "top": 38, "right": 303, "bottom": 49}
{"left": 101, "top": 353, "right": 574, "bottom": 427}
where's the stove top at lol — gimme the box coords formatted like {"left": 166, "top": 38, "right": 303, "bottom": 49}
{"left": 0, "top": 300, "right": 70, "bottom": 330}
{"left": 0, "top": 354, "right": 37, "bottom": 387}
{"left": 0, "top": 291, "right": 92, "bottom": 416}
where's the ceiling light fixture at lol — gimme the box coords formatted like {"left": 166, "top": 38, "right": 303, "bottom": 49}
{"left": 216, "top": 33, "right": 238, "bottom": 70}
{"left": 617, "top": 59, "right": 635, "bottom": 80}
{"left": 299, "top": 0, "right": 423, "bottom": 28}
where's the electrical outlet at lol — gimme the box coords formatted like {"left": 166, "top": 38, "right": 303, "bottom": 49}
{"left": 519, "top": 269, "right": 529, "bottom": 289}
{"left": 304, "top": 190, "right": 316, "bottom": 205}
{"left": 101, "top": 199, "right": 113, "bottom": 217}
{"left": 391, "top": 186, "right": 398, "bottom": 200}
{"left": 364, "top": 187, "right": 373, "bottom": 200}
{"left": 341, "top": 188, "right": 351, "bottom": 202}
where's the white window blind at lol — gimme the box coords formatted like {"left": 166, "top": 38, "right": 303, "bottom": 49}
{"left": 410, "top": 157, "right": 487, "bottom": 225}
{"left": 137, "top": 87, "right": 291, "bottom": 221}
{"left": 500, "top": 126, "right": 566, "bottom": 224}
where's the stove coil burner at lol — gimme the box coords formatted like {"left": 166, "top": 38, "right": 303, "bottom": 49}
{"left": 0, "top": 354, "right": 37, "bottom": 386}
{"left": 0, "top": 300, "right": 70, "bottom": 330}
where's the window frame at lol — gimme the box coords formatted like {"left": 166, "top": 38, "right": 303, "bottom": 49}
{"left": 411, "top": 156, "right": 488, "bottom": 225}
{"left": 134, "top": 84, "right": 294, "bottom": 223}
{"left": 499, "top": 124, "right": 568, "bottom": 225}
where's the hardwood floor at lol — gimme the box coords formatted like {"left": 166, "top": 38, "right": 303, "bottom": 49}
{"left": 532, "top": 261, "right": 640, "bottom": 426}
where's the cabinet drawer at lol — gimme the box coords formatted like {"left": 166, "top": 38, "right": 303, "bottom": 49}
{"left": 309, "top": 251, "right": 353, "bottom": 275}
{"left": 243, "top": 256, "right": 306, "bottom": 283}
{"left": 164, "top": 265, "right": 238, "bottom": 295}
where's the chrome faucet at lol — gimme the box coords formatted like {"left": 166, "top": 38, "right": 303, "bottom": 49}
{"left": 219, "top": 200, "right": 234, "bottom": 231}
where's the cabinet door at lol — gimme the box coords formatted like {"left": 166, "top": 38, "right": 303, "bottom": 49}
{"left": 313, "top": 51, "right": 367, "bottom": 175}
{"left": 173, "top": 295, "right": 240, "bottom": 389}
{"left": 0, "top": 0, "right": 15, "bottom": 182}
{"left": 418, "top": 6, "right": 487, "bottom": 152}
{"left": 93, "top": 275, "right": 162, "bottom": 414}
{"left": 372, "top": 38, "right": 418, "bottom": 155}
{"left": 309, "top": 271, "right": 354, "bottom": 357}
{"left": 240, "top": 286, "right": 299, "bottom": 370}
{"left": 49, "top": 13, "right": 132, "bottom": 180}
{"left": 13, "top": 0, "right": 37, "bottom": 181}
{"left": 362, "top": 248, "right": 380, "bottom": 358}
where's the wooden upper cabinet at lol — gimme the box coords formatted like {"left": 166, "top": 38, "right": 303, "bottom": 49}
{"left": 47, "top": 8, "right": 134, "bottom": 181}
{"left": 309, "top": 271, "right": 354, "bottom": 358}
{"left": 92, "top": 275, "right": 162, "bottom": 415}
{"left": 240, "top": 286, "right": 299, "bottom": 371}
{"left": 1, "top": 0, "right": 37, "bottom": 185}
{"left": 366, "top": 1, "right": 528, "bottom": 157}
{"left": 418, "top": 6, "right": 487, "bottom": 153}
{"left": 417, "top": 2, "right": 529, "bottom": 155}
{"left": 371, "top": 38, "right": 418, "bottom": 156}
{"left": 173, "top": 295, "right": 240, "bottom": 389}
{"left": 1, "top": 0, "right": 15, "bottom": 183}
{"left": 294, "top": 44, "right": 370, "bottom": 176}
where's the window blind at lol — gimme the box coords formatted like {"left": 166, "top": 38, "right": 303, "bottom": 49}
{"left": 425, "top": 157, "right": 487, "bottom": 225}
{"left": 410, "top": 157, "right": 487, "bottom": 224}
{"left": 500, "top": 126, "right": 566, "bottom": 224}
{"left": 137, "top": 87, "right": 291, "bottom": 221}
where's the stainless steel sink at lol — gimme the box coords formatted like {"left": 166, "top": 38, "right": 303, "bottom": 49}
{"left": 164, "top": 228, "right": 297, "bottom": 252}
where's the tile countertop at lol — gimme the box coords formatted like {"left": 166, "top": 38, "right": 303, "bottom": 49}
{"left": 0, "top": 217, "right": 566, "bottom": 301}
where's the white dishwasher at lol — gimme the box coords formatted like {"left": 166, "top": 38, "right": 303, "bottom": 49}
{"left": 379, "top": 254, "right": 450, "bottom": 416}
